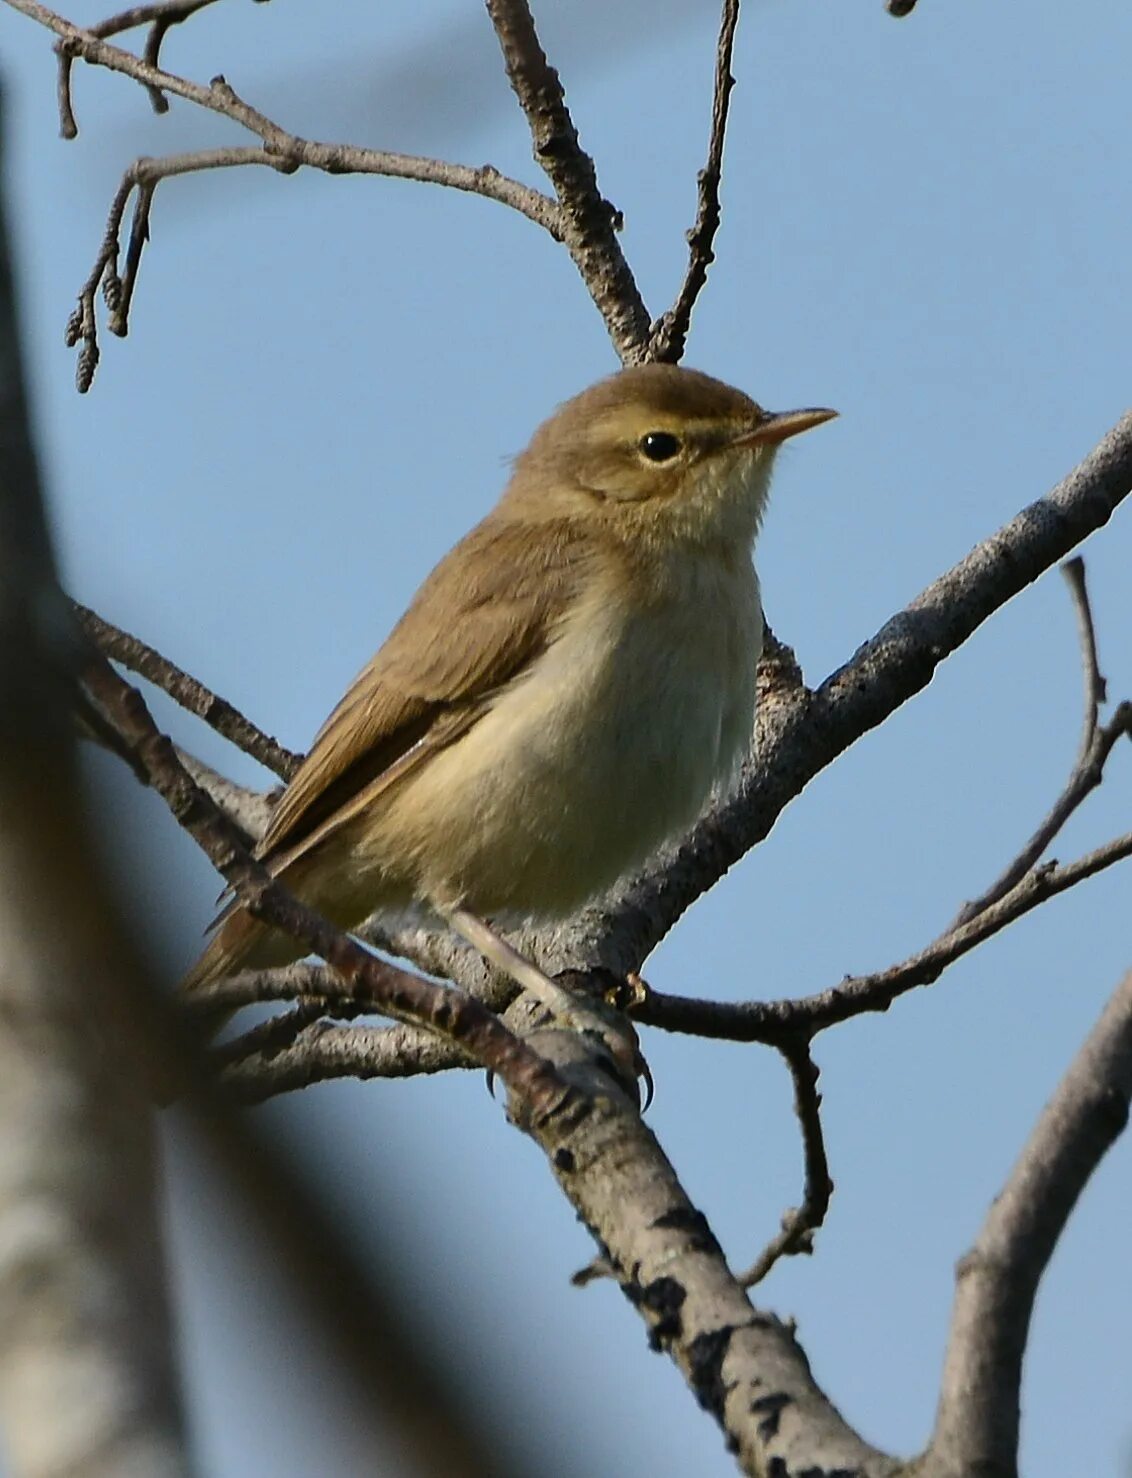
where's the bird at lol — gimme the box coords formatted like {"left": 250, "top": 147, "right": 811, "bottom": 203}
{"left": 181, "top": 363, "right": 835, "bottom": 1005}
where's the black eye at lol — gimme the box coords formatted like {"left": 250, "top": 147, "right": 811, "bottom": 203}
{"left": 639, "top": 431, "right": 682, "bottom": 463}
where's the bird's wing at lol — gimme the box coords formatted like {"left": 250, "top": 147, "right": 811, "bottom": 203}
{"left": 257, "top": 513, "right": 595, "bottom": 872}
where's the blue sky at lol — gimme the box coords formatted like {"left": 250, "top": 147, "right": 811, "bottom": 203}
{"left": 2, "top": 1, "right": 1131, "bottom": 1474}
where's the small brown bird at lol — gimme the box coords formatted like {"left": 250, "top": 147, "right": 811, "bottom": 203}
{"left": 182, "top": 364, "right": 834, "bottom": 998}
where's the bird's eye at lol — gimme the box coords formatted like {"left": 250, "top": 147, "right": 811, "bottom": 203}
{"left": 639, "top": 431, "right": 682, "bottom": 463}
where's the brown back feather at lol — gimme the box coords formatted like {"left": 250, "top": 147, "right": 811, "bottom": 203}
{"left": 257, "top": 512, "right": 596, "bottom": 870}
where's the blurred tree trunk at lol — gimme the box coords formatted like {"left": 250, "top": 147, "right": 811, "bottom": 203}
{"left": 0, "top": 90, "right": 191, "bottom": 1478}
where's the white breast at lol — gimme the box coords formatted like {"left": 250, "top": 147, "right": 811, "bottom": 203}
{"left": 372, "top": 549, "right": 762, "bottom": 920}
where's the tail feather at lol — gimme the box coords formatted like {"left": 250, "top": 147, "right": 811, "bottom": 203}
{"left": 180, "top": 905, "right": 305, "bottom": 995}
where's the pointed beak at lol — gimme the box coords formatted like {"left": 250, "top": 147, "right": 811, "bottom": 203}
{"left": 732, "top": 407, "right": 838, "bottom": 448}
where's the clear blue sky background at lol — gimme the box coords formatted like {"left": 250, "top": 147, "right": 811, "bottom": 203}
{"left": 3, "top": 1, "right": 1131, "bottom": 1474}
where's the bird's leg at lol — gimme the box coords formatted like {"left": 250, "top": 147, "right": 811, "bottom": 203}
{"left": 443, "top": 906, "right": 642, "bottom": 1085}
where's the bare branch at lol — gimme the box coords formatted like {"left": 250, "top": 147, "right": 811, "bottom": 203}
{"left": 220, "top": 1020, "right": 475, "bottom": 1102}
{"left": 211, "top": 997, "right": 366, "bottom": 1071}
{"left": 74, "top": 600, "right": 300, "bottom": 779}
{"left": 926, "top": 969, "right": 1132, "bottom": 1477}
{"left": 6, "top": 0, "right": 565, "bottom": 379}
{"left": 78, "top": 649, "right": 574, "bottom": 1108}
{"left": 55, "top": 0, "right": 221, "bottom": 134}
{"left": 1063, "top": 554, "right": 1108, "bottom": 733}
{"left": 483, "top": 0, "right": 651, "bottom": 363}
{"left": 63, "top": 149, "right": 300, "bottom": 388}
{"left": 739, "top": 1042, "right": 833, "bottom": 1287}
{"left": 650, "top": 0, "right": 741, "bottom": 363}
{"left": 174, "top": 748, "right": 274, "bottom": 838}
{"left": 953, "top": 558, "right": 1129, "bottom": 925}
{"left": 639, "top": 828, "right": 1132, "bottom": 1044}
{"left": 515, "top": 1026, "right": 899, "bottom": 1476}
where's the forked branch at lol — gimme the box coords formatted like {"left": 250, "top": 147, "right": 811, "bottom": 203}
{"left": 5, "top": 0, "right": 565, "bottom": 386}
{"left": 55, "top": 0, "right": 225, "bottom": 133}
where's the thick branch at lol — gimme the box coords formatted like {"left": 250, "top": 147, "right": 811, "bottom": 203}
{"left": 514, "top": 1024, "right": 899, "bottom": 1477}
{"left": 926, "top": 969, "right": 1132, "bottom": 1477}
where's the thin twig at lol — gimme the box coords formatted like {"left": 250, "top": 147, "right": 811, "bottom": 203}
{"left": 739, "top": 1041, "right": 833, "bottom": 1286}
{"left": 1063, "top": 555, "right": 1107, "bottom": 755}
{"left": 7, "top": 0, "right": 565, "bottom": 380}
{"left": 209, "top": 996, "right": 375, "bottom": 1073}
{"left": 637, "top": 829, "right": 1132, "bottom": 1045}
{"left": 929, "top": 969, "right": 1132, "bottom": 1475}
{"left": 74, "top": 600, "right": 300, "bottom": 779}
{"left": 953, "top": 560, "right": 1129, "bottom": 926}
{"left": 54, "top": 0, "right": 220, "bottom": 133}
{"left": 64, "top": 149, "right": 298, "bottom": 388}
{"left": 650, "top": 0, "right": 741, "bottom": 363}
{"left": 483, "top": 0, "right": 651, "bottom": 363}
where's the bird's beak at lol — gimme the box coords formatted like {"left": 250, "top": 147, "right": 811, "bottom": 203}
{"left": 732, "top": 407, "right": 838, "bottom": 448}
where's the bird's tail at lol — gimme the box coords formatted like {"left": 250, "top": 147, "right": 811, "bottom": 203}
{"left": 180, "top": 904, "right": 305, "bottom": 996}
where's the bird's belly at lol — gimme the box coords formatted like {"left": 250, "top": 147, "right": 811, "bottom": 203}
{"left": 364, "top": 578, "right": 758, "bottom": 920}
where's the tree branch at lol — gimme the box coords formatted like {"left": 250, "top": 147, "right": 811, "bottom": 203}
{"left": 639, "top": 828, "right": 1132, "bottom": 1044}
{"left": 739, "top": 1041, "right": 833, "bottom": 1286}
{"left": 953, "top": 557, "right": 1129, "bottom": 925}
{"left": 219, "top": 1019, "right": 473, "bottom": 1102}
{"left": 926, "top": 968, "right": 1132, "bottom": 1477}
{"left": 55, "top": 0, "right": 223, "bottom": 134}
{"left": 483, "top": 0, "right": 651, "bottom": 363}
{"left": 5, "top": 0, "right": 566, "bottom": 384}
{"left": 74, "top": 600, "right": 300, "bottom": 780}
{"left": 513, "top": 1022, "right": 900, "bottom": 1477}
{"left": 650, "top": 0, "right": 741, "bottom": 363}
{"left": 78, "top": 649, "right": 575, "bottom": 1110}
